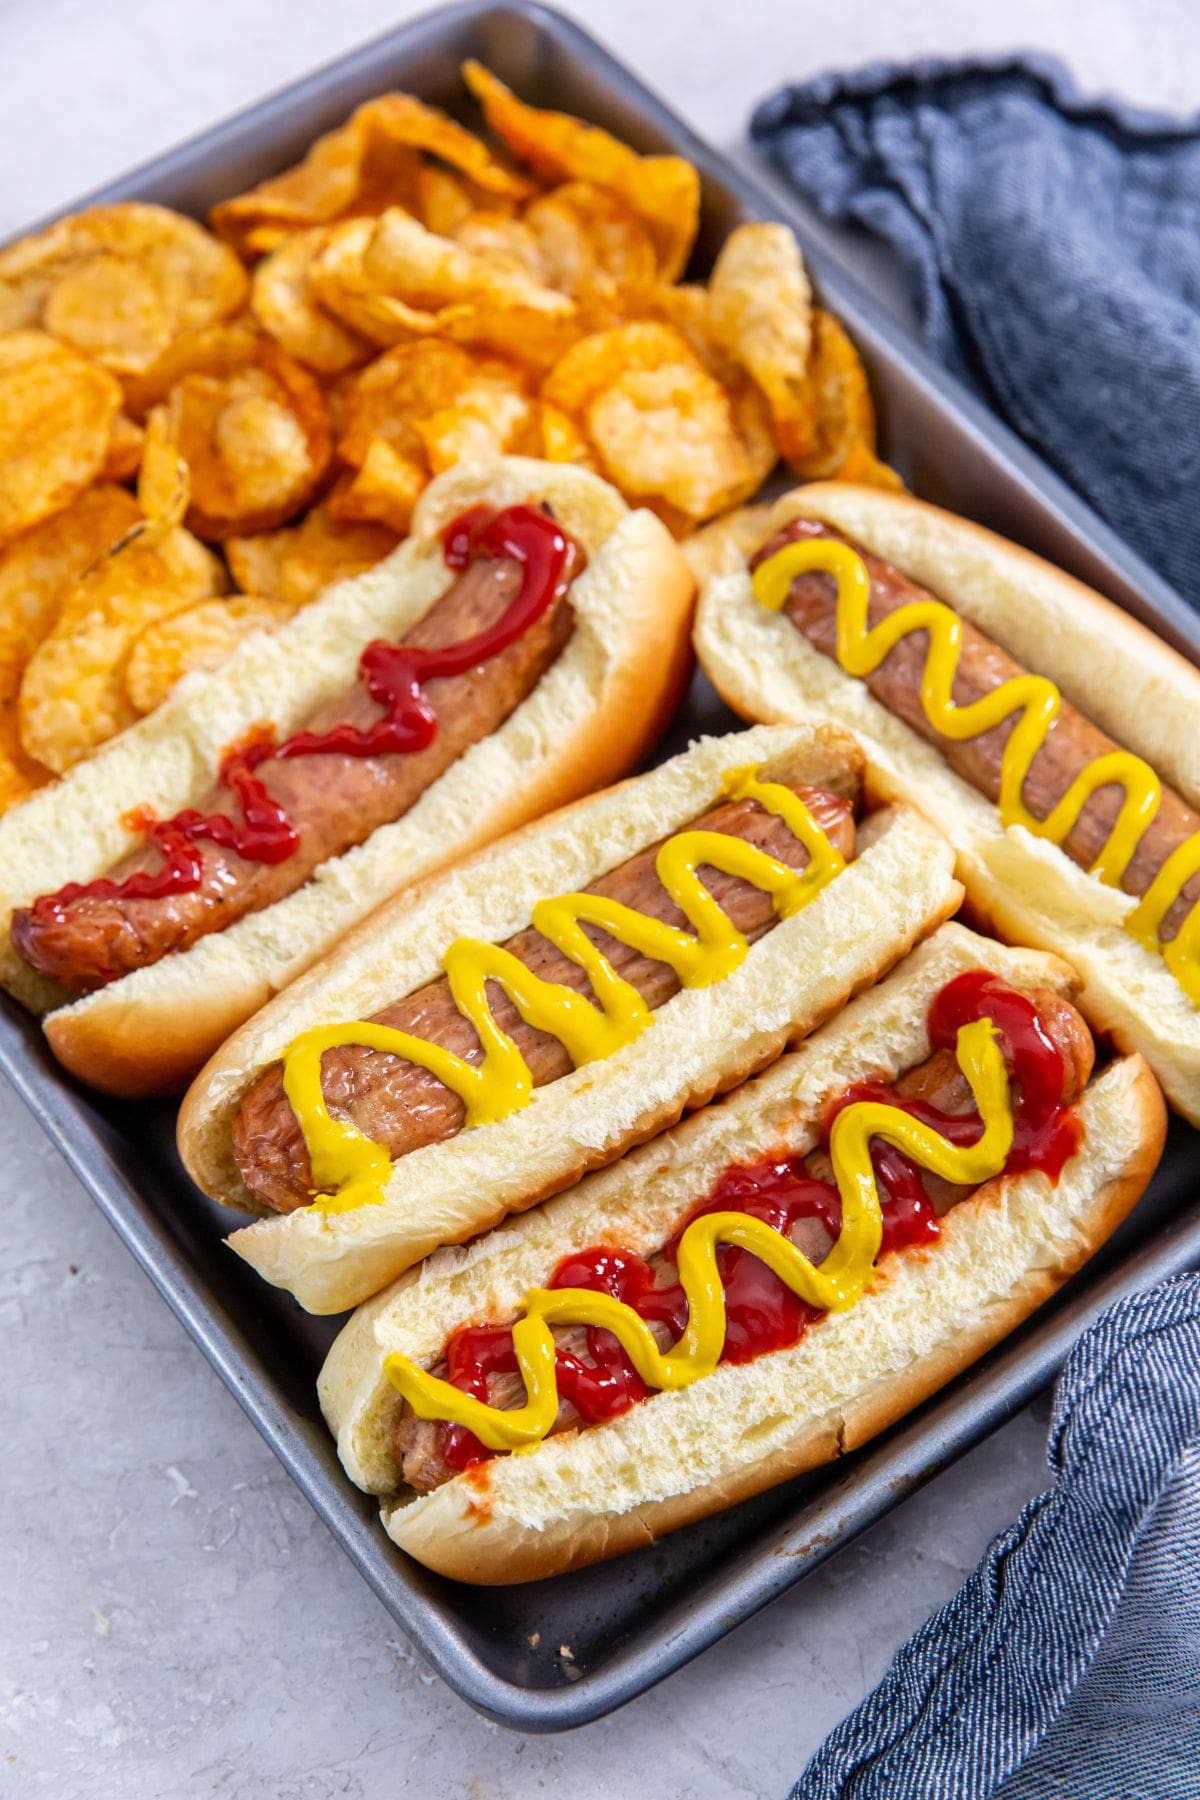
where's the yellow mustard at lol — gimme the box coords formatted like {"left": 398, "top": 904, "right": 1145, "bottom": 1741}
{"left": 282, "top": 766, "right": 846, "bottom": 1214}
{"left": 382, "top": 1016, "right": 1013, "bottom": 1450}
{"left": 751, "top": 535, "right": 1200, "bottom": 1004}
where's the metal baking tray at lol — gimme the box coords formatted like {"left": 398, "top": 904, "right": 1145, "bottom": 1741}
{"left": 3, "top": 0, "right": 1198, "bottom": 1732}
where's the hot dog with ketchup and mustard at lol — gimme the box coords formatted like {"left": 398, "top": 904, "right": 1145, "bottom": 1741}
{"left": 318, "top": 922, "right": 1164, "bottom": 1583}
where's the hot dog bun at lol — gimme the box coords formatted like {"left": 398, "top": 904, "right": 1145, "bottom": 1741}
{"left": 0, "top": 457, "right": 695, "bottom": 1096}
{"left": 320, "top": 923, "right": 1165, "bottom": 1584}
{"left": 178, "top": 722, "right": 962, "bottom": 1313}
{"left": 691, "top": 484, "right": 1200, "bottom": 1123}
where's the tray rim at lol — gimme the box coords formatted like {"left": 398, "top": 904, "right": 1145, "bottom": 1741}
{"left": 3, "top": 0, "right": 1198, "bottom": 1733}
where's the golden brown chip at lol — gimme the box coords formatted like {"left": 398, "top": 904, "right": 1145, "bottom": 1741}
{"left": 463, "top": 62, "right": 700, "bottom": 282}
{"left": 707, "top": 222, "right": 815, "bottom": 464}
{"left": 327, "top": 447, "right": 426, "bottom": 536}
{"left": 0, "top": 710, "right": 49, "bottom": 815}
{"left": 0, "top": 482, "right": 141, "bottom": 805}
{"left": 19, "top": 513, "right": 227, "bottom": 772}
{"left": 310, "top": 209, "right": 578, "bottom": 369}
{"left": 137, "top": 405, "right": 191, "bottom": 527}
{"left": 210, "top": 93, "right": 532, "bottom": 257}
{"left": 413, "top": 166, "right": 479, "bottom": 238}
{"left": 796, "top": 309, "right": 901, "bottom": 487}
{"left": 416, "top": 385, "right": 538, "bottom": 475}
{"left": 250, "top": 228, "right": 372, "bottom": 374}
{"left": 337, "top": 339, "right": 485, "bottom": 467}
{"left": 540, "top": 321, "right": 686, "bottom": 415}
{"left": 336, "top": 338, "right": 534, "bottom": 500}
{"left": 227, "top": 499, "right": 400, "bottom": 608}
{"left": 543, "top": 322, "right": 771, "bottom": 523}
{"left": 536, "top": 400, "right": 597, "bottom": 469}
{"left": 524, "top": 183, "right": 658, "bottom": 301}
{"left": 0, "top": 204, "right": 247, "bottom": 378}
{"left": 453, "top": 212, "right": 546, "bottom": 280}
{"left": 830, "top": 435, "right": 906, "bottom": 491}
{"left": 121, "top": 318, "right": 263, "bottom": 418}
{"left": 124, "top": 592, "right": 296, "bottom": 714}
{"left": 159, "top": 338, "right": 332, "bottom": 539}
{"left": 0, "top": 331, "right": 123, "bottom": 544}
{"left": 101, "top": 412, "right": 145, "bottom": 481}
{"left": 0, "top": 482, "right": 142, "bottom": 675}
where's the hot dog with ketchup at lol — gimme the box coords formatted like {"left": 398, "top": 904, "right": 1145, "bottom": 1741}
{"left": 692, "top": 484, "right": 1200, "bottom": 1123}
{"left": 318, "top": 923, "right": 1164, "bottom": 1583}
{"left": 178, "top": 723, "right": 962, "bottom": 1313}
{"left": 0, "top": 458, "right": 695, "bottom": 1094}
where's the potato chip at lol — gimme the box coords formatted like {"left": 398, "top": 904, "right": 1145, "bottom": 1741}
{"left": 101, "top": 412, "right": 144, "bottom": 481}
{"left": 830, "top": 435, "right": 906, "bottom": 492}
{"left": 311, "top": 209, "right": 578, "bottom": 369}
{"left": 120, "top": 318, "right": 264, "bottom": 417}
{"left": 0, "top": 331, "right": 123, "bottom": 544}
{"left": 413, "top": 166, "right": 479, "bottom": 238}
{"left": 463, "top": 62, "right": 700, "bottom": 281}
{"left": 0, "top": 482, "right": 141, "bottom": 674}
{"left": 159, "top": 338, "right": 332, "bottom": 539}
{"left": 707, "top": 223, "right": 815, "bottom": 464}
{"left": 328, "top": 447, "right": 426, "bottom": 536}
{"left": 227, "top": 500, "right": 399, "bottom": 608}
{"left": 453, "top": 213, "right": 546, "bottom": 280}
{"left": 19, "top": 513, "right": 227, "bottom": 771}
{"left": 540, "top": 321, "right": 688, "bottom": 416}
{"left": 0, "top": 710, "right": 48, "bottom": 815}
{"left": 797, "top": 309, "right": 900, "bottom": 486}
{"left": 337, "top": 340, "right": 487, "bottom": 467}
{"left": 0, "top": 482, "right": 141, "bottom": 804}
{"left": 125, "top": 593, "right": 296, "bottom": 714}
{"left": 0, "top": 204, "right": 247, "bottom": 378}
{"left": 416, "top": 385, "right": 538, "bottom": 475}
{"left": 524, "top": 183, "right": 657, "bottom": 301}
{"left": 543, "top": 322, "right": 770, "bottom": 523}
{"left": 137, "top": 405, "right": 191, "bottom": 528}
{"left": 250, "top": 228, "right": 372, "bottom": 374}
{"left": 210, "top": 94, "right": 532, "bottom": 258}
{"left": 336, "top": 338, "right": 534, "bottom": 493}
{"left": 537, "top": 400, "right": 597, "bottom": 469}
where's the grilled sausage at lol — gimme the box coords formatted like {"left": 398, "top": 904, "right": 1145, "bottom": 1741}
{"left": 11, "top": 552, "right": 577, "bottom": 993}
{"left": 232, "top": 784, "right": 858, "bottom": 1214}
{"left": 754, "top": 519, "right": 1200, "bottom": 938}
{"left": 395, "top": 981, "right": 1095, "bottom": 1491}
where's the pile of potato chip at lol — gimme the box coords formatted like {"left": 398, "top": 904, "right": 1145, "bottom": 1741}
{"left": 0, "top": 61, "right": 899, "bottom": 811}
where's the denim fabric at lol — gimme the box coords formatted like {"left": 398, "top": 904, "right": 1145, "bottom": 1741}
{"left": 789, "top": 1275, "right": 1200, "bottom": 1799}
{"left": 751, "top": 57, "right": 1200, "bottom": 609}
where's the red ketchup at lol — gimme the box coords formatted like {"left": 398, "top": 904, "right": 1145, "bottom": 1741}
{"left": 442, "top": 972, "right": 1078, "bottom": 1471}
{"left": 30, "top": 505, "right": 572, "bottom": 922}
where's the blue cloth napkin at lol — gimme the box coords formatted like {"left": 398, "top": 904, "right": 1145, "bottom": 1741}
{"left": 788, "top": 1274, "right": 1200, "bottom": 1799}
{"left": 751, "top": 56, "right": 1200, "bottom": 608}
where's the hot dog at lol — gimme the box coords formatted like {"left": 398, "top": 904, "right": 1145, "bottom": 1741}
{"left": 691, "top": 484, "right": 1200, "bottom": 1123}
{"left": 0, "top": 457, "right": 696, "bottom": 1095}
{"left": 318, "top": 924, "right": 1165, "bottom": 1583}
{"left": 178, "top": 723, "right": 963, "bottom": 1313}
{"left": 231, "top": 781, "right": 856, "bottom": 1214}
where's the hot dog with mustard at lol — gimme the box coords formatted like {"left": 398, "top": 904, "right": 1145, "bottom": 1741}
{"left": 692, "top": 484, "right": 1200, "bottom": 1122}
{"left": 178, "top": 723, "right": 963, "bottom": 1313}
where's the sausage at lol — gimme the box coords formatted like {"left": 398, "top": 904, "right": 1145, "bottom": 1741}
{"left": 394, "top": 983, "right": 1095, "bottom": 1490}
{"left": 11, "top": 551, "right": 577, "bottom": 993}
{"left": 754, "top": 519, "right": 1200, "bottom": 939}
{"left": 231, "top": 784, "right": 858, "bottom": 1214}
